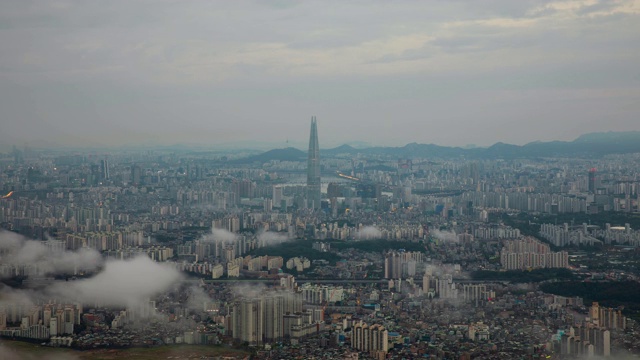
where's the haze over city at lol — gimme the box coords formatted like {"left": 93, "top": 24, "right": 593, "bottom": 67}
{"left": 3, "top": 1, "right": 640, "bottom": 359}
{"left": 1, "top": 0, "right": 640, "bottom": 150}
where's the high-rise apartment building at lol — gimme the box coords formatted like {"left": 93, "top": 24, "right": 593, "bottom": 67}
{"left": 590, "top": 302, "right": 626, "bottom": 330}
{"left": 263, "top": 294, "right": 284, "bottom": 342}
{"left": 384, "top": 251, "right": 424, "bottom": 279}
{"left": 100, "top": 159, "right": 109, "bottom": 180}
{"left": 500, "top": 237, "right": 569, "bottom": 270}
{"left": 131, "top": 164, "right": 142, "bottom": 185}
{"left": 231, "top": 292, "right": 304, "bottom": 345}
{"left": 352, "top": 320, "right": 389, "bottom": 355}
{"left": 232, "top": 298, "right": 264, "bottom": 346}
{"left": 307, "top": 116, "right": 321, "bottom": 210}
{"left": 272, "top": 186, "right": 283, "bottom": 207}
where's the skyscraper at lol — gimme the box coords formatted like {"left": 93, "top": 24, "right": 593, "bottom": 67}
{"left": 307, "top": 116, "right": 321, "bottom": 209}
{"left": 100, "top": 159, "right": 109, "bottom": 181}
{"left": 231, "top": 298, "right": 263, "bottom": 346}
{"left": 588, "top": 168, "right": 597, "bottom": 193}
{"left": 131, "top": 164, "right": 142, "bottom": 185}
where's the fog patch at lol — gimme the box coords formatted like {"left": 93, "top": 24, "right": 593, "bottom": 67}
{"left": 202, "top": 228, "right": 237, "bottom": 243}
{"left": 0, "top": 285, "right": 38, "bottom": 309}
{"left": 355, "top": 226, "right": 382, "bottom": 240}
{"left": 47, "top": 256, "right": 182, "bottom": 308}
{"left": 0, "top": 231, "right": 102, "bottom": 278}
{"left": 230, "top": 282, "right": 267, "bottom": 299}
{"left": 431, "top": 229, "right": 459, "bottom": 244}
{"left": 185, "top": 285, "right": 213, "bottom": 313}
{"left": 257, "top": 230, "right": 291, "bottom": 247}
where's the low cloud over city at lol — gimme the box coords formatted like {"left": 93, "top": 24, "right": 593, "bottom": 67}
{"left": 0, "top": 231, "right": 102, "bottom": 279}
{"left": 0, "top": 1, "right": 639, "bottom": 149}
{"left": 1, "top": 1, "right": 640, "bottom": 358}
{"left": 355, "top": 226, "right": 382, "bottom": 240}
{"left": 48, "top": 256, "right": 183, "bottom": 308}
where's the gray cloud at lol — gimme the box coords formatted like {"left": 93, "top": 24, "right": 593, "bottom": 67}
{"left": 0, "top": 285, "right": 38, "bottom": 309}
{"left": 431, "top": 229, "right": 459, "bottom": 244}
{"left": 184, "top": 285, "right": 213, "bottom": 313}
{"left": 256, "top": 230, "right": 291, "bottom": 246}
{"left": 201, "top": 228, "right": 238, "bottom": 243}
{"left": 0, "top": 0, "right": 639, "bottom": 149}
{"left": 47, "top": 256, "right": 183, "bottom": 308}
{"left": 229, "top": 282, "right": 267, "bottom": 299}
{"left": 355, "top": 226, "right": 382, "bottom": 240}
{"left": 0, "top": 232, "right": 183, "bottom": 318}
{"left": 0, "top": 231, "right": 102, "bottom": 278}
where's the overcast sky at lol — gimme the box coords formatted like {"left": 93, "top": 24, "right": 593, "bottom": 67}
{"left": 1, "top": 0, "right": 639, "bottom": 150}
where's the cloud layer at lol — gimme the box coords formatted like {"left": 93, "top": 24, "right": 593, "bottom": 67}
{"left": 355, "top": 226, "right": 383, "bottom": 240}
{"left": 431, "top": 229, "right": 459, "bottom": 244}
{"left": 48, "top": 256, "right": 183, "bottom": 307}
{"left": 0, "top": 231, "right": 102, "bottom": 278}
{"left": 0, "top": 1, "right": 639, "bottom": 149}
{"left": 257, "top": 230, "right": 291, "bottom": 246}
{"left": 201, "top": 228, "right": 238, "bottom": 243}
{"left": 0, "top": 231, "right": 182, "bottom": 311}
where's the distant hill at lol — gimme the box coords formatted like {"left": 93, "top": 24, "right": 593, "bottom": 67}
{"left": 323, "top": 144, "right": 359, "bottom": 156}
{"left": 232, "top": 147, "right": 306, "bottom": 163}
{"left": 234, "top": 131, "right": 640, "bottom": 163}
{"left": 352, "top": 131, "right": 640, "bottom": 159}
{"left": 496, "top": 131, "right": 640, "bottom": 158}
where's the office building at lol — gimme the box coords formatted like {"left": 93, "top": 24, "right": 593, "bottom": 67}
{"left": 588, "top": 168, "right": 597, "bottom": 193}
{"left": 272, "top": 186, "right": 283, "bottom": 207}
{"left": 307, "top": 116, "right": 321, "bottom": 209}
{"left": 100, "top": 158, "right": 109, "bottom": 181}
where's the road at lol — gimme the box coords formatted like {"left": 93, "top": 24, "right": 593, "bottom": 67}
{"left": 183, "top": 278, "right": 509, "bottom": 285}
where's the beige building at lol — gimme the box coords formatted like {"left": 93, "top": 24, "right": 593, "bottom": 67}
{"left": 352, "top": 320, "right": 389, "bottom": 356}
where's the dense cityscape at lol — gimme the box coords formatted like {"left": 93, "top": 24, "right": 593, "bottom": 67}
{"left": 1, "top": 120, "right": 640, "bottom": 359}
{"left": 2, "top": 1, "right": 640, "bottom": 359}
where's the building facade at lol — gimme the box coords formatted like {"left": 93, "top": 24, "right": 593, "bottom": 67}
{"left": 307, "top": 116, "right": 321, "bottom": 210}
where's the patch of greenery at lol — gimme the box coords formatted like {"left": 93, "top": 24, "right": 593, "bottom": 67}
{"left": 500, "top": 211, "right": 640, "bottom": 241}
{"left": 540, "top": 280, "right": 640, "bottom": 304}
{"left": 540, "top": 280, "right": 640, "bottom": 318}
{"left": 329, "top": 239, "right": 427, "bottom": 253}
{"left": 471, "top": 268, "right": 576, "bottom": 283}
{"left": 412, "top": 189, "right": 464, "bottom": 196}
{"left": 153, "top": 233, "right": 177, "bottom": 243}
{"left": 249, "top": 241, "right": 341, "bottom": 264}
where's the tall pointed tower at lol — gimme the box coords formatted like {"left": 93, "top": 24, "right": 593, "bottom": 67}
{"left": 307, "top": 116, "right": 321, "bottom": 209}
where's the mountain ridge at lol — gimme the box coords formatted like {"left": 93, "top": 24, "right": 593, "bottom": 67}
{"left": 231, "top": 147, "right": 306, "bottom": 163}
{"left": 233, "top": 131, "right": 640, "bottom": 163}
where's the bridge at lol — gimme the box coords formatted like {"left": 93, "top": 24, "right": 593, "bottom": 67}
{"left": 183, "top": 278, "right": 509, "bottom": 285}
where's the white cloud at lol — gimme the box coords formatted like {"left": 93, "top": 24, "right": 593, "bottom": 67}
{"left": 431, "top": 229, "right": 459, "bottom": 244}
{"left": 356, "top": 226, "right": 382, "bottom": 240}
{"left": 48, "top": 256, "right": 182, "bottom": 308}
{"left": 201, "top": 228, "right": 237, "bottom": 243}
{"left": 0, "top": 231, "right": 102, "bottom": 278}
{"left": 257, "top": 230, "right": 291, "bottom": 246}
